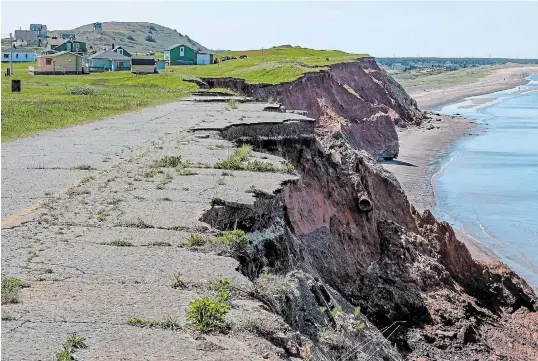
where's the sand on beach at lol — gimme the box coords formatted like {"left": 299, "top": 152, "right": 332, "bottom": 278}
{"left": 408, "top": 65, "right": 538, "bottom": 110}
{"left": 383, "top": 114, "right": 498, "bottom": 262}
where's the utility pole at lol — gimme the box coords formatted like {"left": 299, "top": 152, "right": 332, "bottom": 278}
{"left": 10, "top": 33, "right": 13, "bottom": 75}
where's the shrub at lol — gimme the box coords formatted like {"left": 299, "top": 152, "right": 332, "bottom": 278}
{"left": 186, "top": 295, "right": 229, "bottom": 332}
{"left": 148, "top": 25, "right": 157, "bottom": 31}
{"left": 1, "top": 278, "right": 28, "bottom": 305}
{"left": 103, "top": 239, "right": 132, "bottom": 247}
{"left": 246, "top": 160, "right": 275, "bottom": 172}
{"left": 227, "top": 99, "right": 238, "bottom": 109}
{"left": 55, "top": 333, "right": 87, "bottom": 361}
{"left": 207, "top": 278, "right": 231, "bottom": 302}
{"left": 67, "top": 85, "right": 97, "bottom": 96}
{"left": 127, "top": 35, "right": 135, "bottom": 41}
{"left": 145, "top": 35, "right": 155, "bottom": 42}
{"left": 215, "top": 229, "right": 249, "bottom": 253}
{"left": 214, "top": 145, "right": 251, "bottom": 170}
{"left": 282, "top": 162, "right": 295, "bottom": 174}
{"left": 155, "top": 156, "right": 185, "bottom": 168}
{"left": 186, "top": 234, "right": 205, "bottom": 247}
{"left": 127, "top": 316, "right": 180, "bottom": 330}
{"left": 170, "top": 273, "right": 186, "bottom": 289}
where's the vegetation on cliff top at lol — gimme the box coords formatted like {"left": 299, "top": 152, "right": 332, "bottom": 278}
{"left": 173, "top": 47, "right": 370, "bottom": 84}
{"left": 1, "top": 47, "right": 367, "bottom": 140}
{"left": 1, "top": 62, "right": 197, "bottom": 140}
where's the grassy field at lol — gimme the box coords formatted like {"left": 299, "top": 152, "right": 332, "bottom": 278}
{"left": 171, "top": 47, "right": 369, "bottom": 84}
{"left": 1, "top": 62, "right": 197, "bottom": 141}
{"left": 1, "top": 47, "right": 367, "bottom": 140}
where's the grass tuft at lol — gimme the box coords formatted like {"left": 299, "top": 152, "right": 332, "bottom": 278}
{"left": 1, "top": 278, "right": 29, "bottom": 305}
{"left": 127, "top": 316, "right": 181, "bottom": 330}
{"left": 215, "top": 229, "right": 249, "bottom": 253}
{"left": 186, "top": 234, "right": 206, "bottom": 247}
{"left": 102, "top": 239, "right": 133, "bottom": 247}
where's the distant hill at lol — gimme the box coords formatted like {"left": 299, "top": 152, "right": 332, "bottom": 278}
{"left": 47, "top": 22, "right": 210, "bottom": 54}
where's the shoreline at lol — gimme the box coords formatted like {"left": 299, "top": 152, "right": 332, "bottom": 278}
{"left": 382, "top": 114, "right": 498, "bottom": 261}
{"left": 383, "top": 70, "right": 538, "bottom": 262}
{"left": 408, "top": 65, "right": 538, "bottom": 110}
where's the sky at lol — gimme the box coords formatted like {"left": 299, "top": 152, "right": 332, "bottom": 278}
{"left": 1, "top": 0, "right": 537, "bottom": 58}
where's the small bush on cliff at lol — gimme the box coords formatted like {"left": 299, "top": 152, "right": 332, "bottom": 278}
{"left": 216, "top": 229, "right": 249, "bottom": 253}
{"left": 214, "top": 145, "right": 251, "bottom": 170}
{"left": 155, "top": 156, "right": 187, "bottom": 168}
{"left": 186, "top": 234, "right": 205, "bottom": 247}
{"left": 2, "top": 278, "right": 29, "bottom": 305}
{"left": 207, "top": 278, "right": 231, "bottom": 302}
{"left": 246, "top": 160, "right": 275, "bottom": 172}
{"left": 227, "top": 99, "right": 238, "bottom": 109}
{"left": 187, "top": 295, "right": 230, "bottom": 332}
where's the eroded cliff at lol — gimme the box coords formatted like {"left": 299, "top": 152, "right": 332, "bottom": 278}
{"left": 193, "top": 58, "right": 425, "bottom": 160}
{"left": 197, "top": 60, "right": 538, "bottom": 360}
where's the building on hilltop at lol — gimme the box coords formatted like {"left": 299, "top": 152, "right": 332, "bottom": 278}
{"left": 164, "top": 43, "right": 213, "bottom": 65}
{"left": 93, "top": 22, "right": 102, "bottom": 32}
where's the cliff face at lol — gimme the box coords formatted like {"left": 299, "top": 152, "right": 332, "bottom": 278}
{"left": 197, "top": 60, "right": 537, "bottom": 360}
{"left": 195, "top": 58, "right": 424, "bottom": 160}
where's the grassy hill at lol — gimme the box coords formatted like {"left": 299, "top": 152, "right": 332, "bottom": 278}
{"left": 48, "top": 22, "right": 210, "bottom": 54}
{"left": 174, "top": 47, "right": 370, "bottom": 84}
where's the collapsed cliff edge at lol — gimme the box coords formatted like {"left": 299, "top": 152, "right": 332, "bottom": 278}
{"left": 192, "top": 57, "right": 424, "bottom": 160}
{"left": 196, "top": 58, "right": 538, "bottom": 360}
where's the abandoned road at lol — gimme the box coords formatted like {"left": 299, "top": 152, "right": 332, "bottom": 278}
{"left": 1, "top": 100, "right": 207, "bottom": 223}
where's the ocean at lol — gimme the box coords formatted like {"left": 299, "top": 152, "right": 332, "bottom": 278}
{"left": 435, "top": 75, "right": 538, "bottom": 289}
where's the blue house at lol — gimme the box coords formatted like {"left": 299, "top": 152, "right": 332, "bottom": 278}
{"left": 1, "top": 47, "right": 36, "bottom": 62}
{"left": 89, "top": 49, "right": 131, "bottom": 71}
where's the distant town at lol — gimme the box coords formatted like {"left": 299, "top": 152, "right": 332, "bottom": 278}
{"left": 377, "top": 56, "right": 538, "bottom": 73}
{"left": 1, "top": 22, "right": 217, "bottom": 75}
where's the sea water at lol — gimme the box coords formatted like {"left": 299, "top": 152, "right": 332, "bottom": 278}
{"left": 435, "top": 75, "right": 538, "bottom": 289}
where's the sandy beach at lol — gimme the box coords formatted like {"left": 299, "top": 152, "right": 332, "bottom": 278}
{"left": 408, "top": 65, "right": 538, "bottom": 110}
{"left": 383, "top": 114, "right": 499, "bottom": 261}
{"left": 381, "top": 65, "right": 538, "bottom": 261}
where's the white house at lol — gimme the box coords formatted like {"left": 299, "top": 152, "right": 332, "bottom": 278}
{"left": 1, "top": 47, "right": 36, "bottom": 62}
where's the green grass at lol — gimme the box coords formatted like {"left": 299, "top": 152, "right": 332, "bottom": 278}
{"left": 2, "top": 47, "right": 368, "bottom": 141}
{"left": 127, "top": 316, "right": 181, "bottom": 330}
{"left": 171, "top": 47, "right": 369, "bottom": 84}
{"left": 1, "top": 62, "right": 197, "bottom": 141}
{"left": 1, "top": 278, "right": 29, "bottom": 305}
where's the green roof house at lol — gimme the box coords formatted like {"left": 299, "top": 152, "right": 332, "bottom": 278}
{"left": 52, "top": 39, "right": 87, "bottom": 55}
{"left": 164, "top": 43, "right": 213, "bottom": 65}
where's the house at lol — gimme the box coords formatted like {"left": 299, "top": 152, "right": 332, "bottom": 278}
{"left": 45, "top": 37, "right": 64, "bottom": 51}
{"left": 30, "top": 52, "right": 86, "bottom": 75}
{"left": 29, "top": 24, "right": 47, "bottom": 38}
{"left": 14, "top": 30, "right": 41, "bottom": 47}
{"left": 112, "top": 46, "right": 132, "bottom": 57}
{"left": 131, "top": 57, "right": 156, "bottom": 74}
{"left": 89, "top": 49, "right": 131, "bottom": 71}
{"left": 155, "top": 60, "right": 166, "bottom": 70}
{"left": 60, "top": 33, "right": 76, "bottom": 40}
{"left": 51, "top": 39, "right": 87, "bottom": 55}
{"left": 1, "top": 47, "right": 36, "bottom": 62}
{"left": 164, "top": 43, "right": 214, "bottom": 65}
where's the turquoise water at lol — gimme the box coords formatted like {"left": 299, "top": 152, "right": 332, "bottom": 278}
{"left": 436, "top": 75, "right": 538, "bottom": 289}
